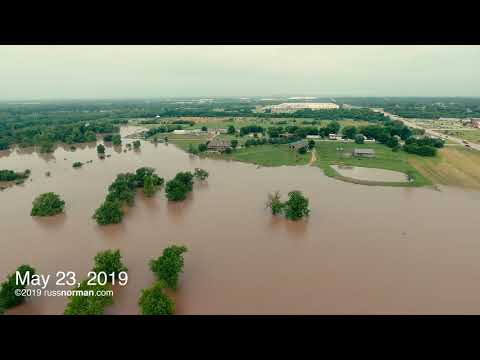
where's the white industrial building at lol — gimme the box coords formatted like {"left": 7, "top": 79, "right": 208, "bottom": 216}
{"left": 264, "top": 102, "right": 340, "bottom": 113}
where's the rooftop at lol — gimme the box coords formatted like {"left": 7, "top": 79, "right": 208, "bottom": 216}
{"left": 353, "top": 148, "right": 375, "bottom": 155}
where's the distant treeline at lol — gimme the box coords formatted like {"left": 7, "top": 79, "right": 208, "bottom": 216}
{"left": 0, "top": 108, "right": 126, "bottom": 151}
{"left": 335, "top": 97, "right": 480, "bottom": 119}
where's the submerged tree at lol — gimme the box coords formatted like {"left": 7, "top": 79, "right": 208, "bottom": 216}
{"left": 133, "top": 140, "right": 141, "bottom": 149}
{"left": 138, "top": 281, "right": 175, "bottom": 315}
{"left": 64, "top": 280, "right": 113, "bottom": 315}
{"left": 198, "top": 143, "right": 207, "bottom": 152}
{"left": 31, "top": 192, "right": 65, "bottom": 217}
{"left": 283, "top": 191, "right": 310, "bottom": 221}
{"left": 266, "top": 191, "right": 284, "bottom": 215}
{"left": 149, "top": 245, "right": 188, "bottom": 290}
{"left": 194, "top": 168, "right": 209, "bottom": 181}
{"left": 0, "top": 264, "right": 36, "bottom": 310}
{"left": 112, "top": 135, "right": 122, "bottom": 146}
{"left": 92, "top": 249, "right": 128, "bottom": 282}
{"left": 165, "top": 179, "right": 189, "bottom": 201}
{"left": 93, "top": 200, "right": 124, "bottom": 225}
{"left": 97, "top": 144, "right": 106, "bottom": 154}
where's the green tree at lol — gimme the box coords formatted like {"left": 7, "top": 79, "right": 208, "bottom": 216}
{"left": 97, "top": 144, "right": 105, "bottom": 154}
{"left": 143, "top": 175, "right": 156, "bottom": 197}
{"left": 133, "top": 140, "right": 141, "bottom": 149}
{"left": 298, "top": 147, "right": 307, "bottom": 154}
{"left": 149, "top": 245, "right": 188, "bottom": 290}
{"left": 227, "top": 125, "right": 236, "bottom": 134}
{"left": 165, "top": 179, "right": 189, "bottom": 201}
{"left": 187, "top": 143, "right": 199, "bottom": 154}
{"left": 93, "top": 200, "right": 124, "bottom": 225}
{"left": 112, "top": 134, "right": 122, "bottom": 146}
{"left": 283, "top": 191, "right": 310, "bottom": 221}
{"left": 92, "top": 249, "right": 128, "bottom": 282}
{"left": 355, "top": 134, "right": 365, "bottom": 144}
{"left": 138, "top": 281, "right": 175, "bottom": 315}
{"left": 194, "top": 168, "right": 209, "bottom": 181}
{"left": 201, "top": 126, "right": 208, "bottom": 132}
{"left": 325, "top": 121, "right": 341, "bottom": 135}
{"left": 31, "top": 192, "right": 65, "bottom": 217}
{"left": 72, "top": 161, "right": 83, "bottom": 168}
{"left": 64, "top": 280, "right": 113, "bottom": 315}
{"left": 266, "top": 191, "right": 284, "bottom": 215}
{"left": 0, "top": 265, "right": 36, "bottom": 309}
{"left": 308, "top": 139, "right": 315, "bottom": 149}
{"left": 231, "top": 139, "right": 238, "bottom": 149}
{"left": 173, "top": 172, "right": 194, "bottom": 192}
{"left": 198, "top": 143, "right": 207, "bottom": 152}
{"left": 343, "top": 126, "right": 358, "bottom": 139}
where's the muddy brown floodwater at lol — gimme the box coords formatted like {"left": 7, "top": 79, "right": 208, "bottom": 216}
{"left": 1, "top": 126, "right": 480, "bottom": 314}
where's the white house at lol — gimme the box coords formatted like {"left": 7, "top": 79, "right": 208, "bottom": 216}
{"left": 329, "top": 133, "right": 342, "bottom": 140}
{"left": 306, "top": 135, "right": 321, "bottom": 139}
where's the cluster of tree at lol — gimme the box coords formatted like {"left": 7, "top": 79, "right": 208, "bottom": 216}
{"left": 63, "top": 280, "right": 114, "bottom": 315}
{"left": 402, "top": 137, "right": 443, "bottom": 157}
{"left": 405, "top": 136, "right": 444, "bottom": 148}
{"left": 239, "top": 125, "right": 265, "bottom": 136}
{"left": 171, "top": 119, "right": 195, "bottom": 126}
{"left": 0, "top": 264, "right": 36, "bottom": 312}
{"left": 0, "top": 113, "right": 121, "bottom": 151}
{"left": 133, "top": 140, "right": 141, "bottom": 149}
{"left": 264, "top": 122, "right": 341, "bottom": 139}
{"left": 165, "top": 172, "right": 194, "bottom": 201}
{"left": 64, "top": 249, "right": 127, "bottom": 315}
{"left": 403, "top": 144, "right": 437, "bottom": 156}
{"left": 144, "top": 126, "right": 182, "bottom": 139}
{"left": 72, "top": 162, "right": 83, "bottom": 168}
{"left": 139, "top": 245, "right": 188, "bottom": 315}
{"left": 0, "top": 169, "right": 30, "bottom": 182}
{"left": 339, "top": 120, "right": 413, "bottom": 150}
{"left": 97, "top": 144, "right": 105, "bottom": 154}
{"left": 31, "top": 192, "right": 65, "bottom": 217}
{"left": 384, "top": 102, "right": 480, "bottom": 119}
{"left": 93, "top": 168, "right": 164, "bottom": 225}
{"left": 164, "top": 169, "right": 209, "bottom": 202}
{"left": 266, "top": 191, "right": 310, "bottom": 221}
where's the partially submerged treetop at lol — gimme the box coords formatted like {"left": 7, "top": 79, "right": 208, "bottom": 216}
{"left": 31, "top": 192, "right": 65, "bottom": 217}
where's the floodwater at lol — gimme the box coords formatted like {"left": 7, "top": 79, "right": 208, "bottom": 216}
{"left": 1, "top": 126, "right": 480, "bottom": 314}
{"left": 331, "top": 165, "right": 408, "bottom": 182}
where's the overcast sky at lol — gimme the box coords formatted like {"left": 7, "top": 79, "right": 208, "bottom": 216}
{"left": 0, "top": 45, "right": 479, "bottom": 100}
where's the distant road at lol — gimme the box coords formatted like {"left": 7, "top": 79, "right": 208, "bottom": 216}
{"left": 370, "top": 108, "right": 480, "bottom": 152}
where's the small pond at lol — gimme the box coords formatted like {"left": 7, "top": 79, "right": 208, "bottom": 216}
{"left": 331, "top": 165, "right": 409, "bottom": 182}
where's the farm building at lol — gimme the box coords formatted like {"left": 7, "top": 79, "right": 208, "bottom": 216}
{"left": 329, "top": 133, "right": 342, "bottom": 140}
{"left": 207, "top": 139, "right": 231, "bottom": 152}
{"left": 352, "top": 148, "right": 376, "bottom": 158}
{"left": 173, "top": 129, "right": 187, "bottom": 135}
{"left": 306, "top": 135, "right": 321, "bottom": 139}
{"left": 288, "top": 140, "right": 308, "bottom": 150}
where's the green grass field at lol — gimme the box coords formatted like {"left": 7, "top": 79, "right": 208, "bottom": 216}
{"left": 408, "top": 146, "right": 480, "bottom": 190}
{"left": 313, "top": 141, "right": 432, "bottom": 187}
{"left": 438, "top": 129, "right": 480, "bottom": 144}
{"left": 202, "top": 144, "right": 310, "bottom": 167}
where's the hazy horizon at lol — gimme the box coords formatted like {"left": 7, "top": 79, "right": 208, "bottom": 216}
{"left": 1, "top": 45, "right": 479, "bottom": 101}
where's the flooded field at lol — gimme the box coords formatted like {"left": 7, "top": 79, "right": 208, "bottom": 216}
{"left": 1, "top": 126, "right": 480, "bottom": 314}
{"left": 331, "top": 165, "right": 408, "bottom": 182}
